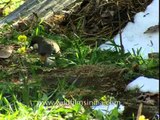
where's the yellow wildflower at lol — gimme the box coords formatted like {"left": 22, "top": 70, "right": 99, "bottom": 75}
{"left": 18, "top": 35, "right": 27, "bottom": 42}
{"left": 139, "top": 115, "right": 149, "bottom": 120}
{"left": 17, "top": 47, "right": 26, "bottom": 54}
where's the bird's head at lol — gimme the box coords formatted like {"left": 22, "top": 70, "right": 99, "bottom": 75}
{"left": 29, "top": 36, "right": 45, "bottom": 50}
{"left": 30, "top": 36, "right": 44, "bottom": 46}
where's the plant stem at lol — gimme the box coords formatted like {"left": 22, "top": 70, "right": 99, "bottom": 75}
{"left": 117, "top": 2, "right": 124, "bottom": 54}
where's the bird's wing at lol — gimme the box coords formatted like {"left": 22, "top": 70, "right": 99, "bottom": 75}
{"left": 47, "top": 40, "right": 61, "bottom": 54}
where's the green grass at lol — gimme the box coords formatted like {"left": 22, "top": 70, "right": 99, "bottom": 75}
{"left": 0, "top": 22, "right": 159, "bottom": 119}
{"left": 0, "top": 93, "right": 122, "bottom": 120}
{"left": 0, "top": 0, "right": 25, "bottom": 17}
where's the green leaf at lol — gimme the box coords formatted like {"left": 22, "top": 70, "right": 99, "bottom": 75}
{"left": 36, "top": 27, "right": 39, "bottom": 36}
{"left": 73, "top": 104, "right": 81, "bottom": 113}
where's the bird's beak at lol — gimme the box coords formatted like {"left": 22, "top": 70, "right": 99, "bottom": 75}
{"left": 29, "top": 44, "right": 38, "bottom": 50}
{"left": 29, "top": 46, "right": 34, "bottom": 50}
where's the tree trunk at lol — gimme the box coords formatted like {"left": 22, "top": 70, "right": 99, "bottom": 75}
{"left": 0, "top": 0, "right": 82, "bottom": 26}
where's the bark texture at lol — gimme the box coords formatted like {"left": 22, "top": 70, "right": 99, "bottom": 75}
{"left": 0, "top": 0, "right": 81, "bottom": 26}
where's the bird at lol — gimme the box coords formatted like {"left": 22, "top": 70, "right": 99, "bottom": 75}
{"left": 30, "top": 36, "right": 61, "bottom": 64}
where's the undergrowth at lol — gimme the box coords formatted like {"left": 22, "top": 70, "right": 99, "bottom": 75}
{"left": 0, "top": 22, "right": 159, "bottom": 120}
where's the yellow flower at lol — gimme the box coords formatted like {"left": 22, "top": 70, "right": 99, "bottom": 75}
{"left": 17, "top": 47, "right": 26, "bottom": 54}
{"left": 139, "top": 115, "right": 149, "bottom": 120}
{"left": 18, "top": 35, "right": 27, "bottom": 42}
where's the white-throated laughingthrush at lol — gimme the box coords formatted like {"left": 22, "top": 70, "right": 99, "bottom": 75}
{"left": 30, "top": 36, "right": 61, "bottom": 64}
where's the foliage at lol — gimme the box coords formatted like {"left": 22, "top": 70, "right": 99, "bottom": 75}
{"left": 0, "top": 0, "right": 25, "bottom": 17}
{"left": 0, "top": 93, "right": 122, "bottom": 120}
{"left": 0, "top": 18, "right": 159, "bottom": 120}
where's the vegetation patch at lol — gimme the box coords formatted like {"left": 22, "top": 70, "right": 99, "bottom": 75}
{"left": 0, "top": 0, "right": 159, "bottom": 119}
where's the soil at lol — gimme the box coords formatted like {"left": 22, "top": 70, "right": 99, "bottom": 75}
{"left": 1, "top": 55, "right": 159, "bottom": 119}
{"left": 38, "top": 64, "right": 159, "bottom": 119}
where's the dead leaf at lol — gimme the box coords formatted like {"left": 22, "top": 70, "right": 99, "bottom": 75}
{"left": 148, "top": 52, "right": 159, "bottom": 59}
{"left": 144, "top": 25, "right": 159, "bottom": 34}
{"left": 0, "top": 45, "right": 14, "bottom": 58}
{"left": 137, "top": 93, "right": 159, "bottom": 105}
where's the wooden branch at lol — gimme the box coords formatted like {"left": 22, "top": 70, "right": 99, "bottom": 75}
{"left": 136, "top": 103, "right": 143, "bottom": 120}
